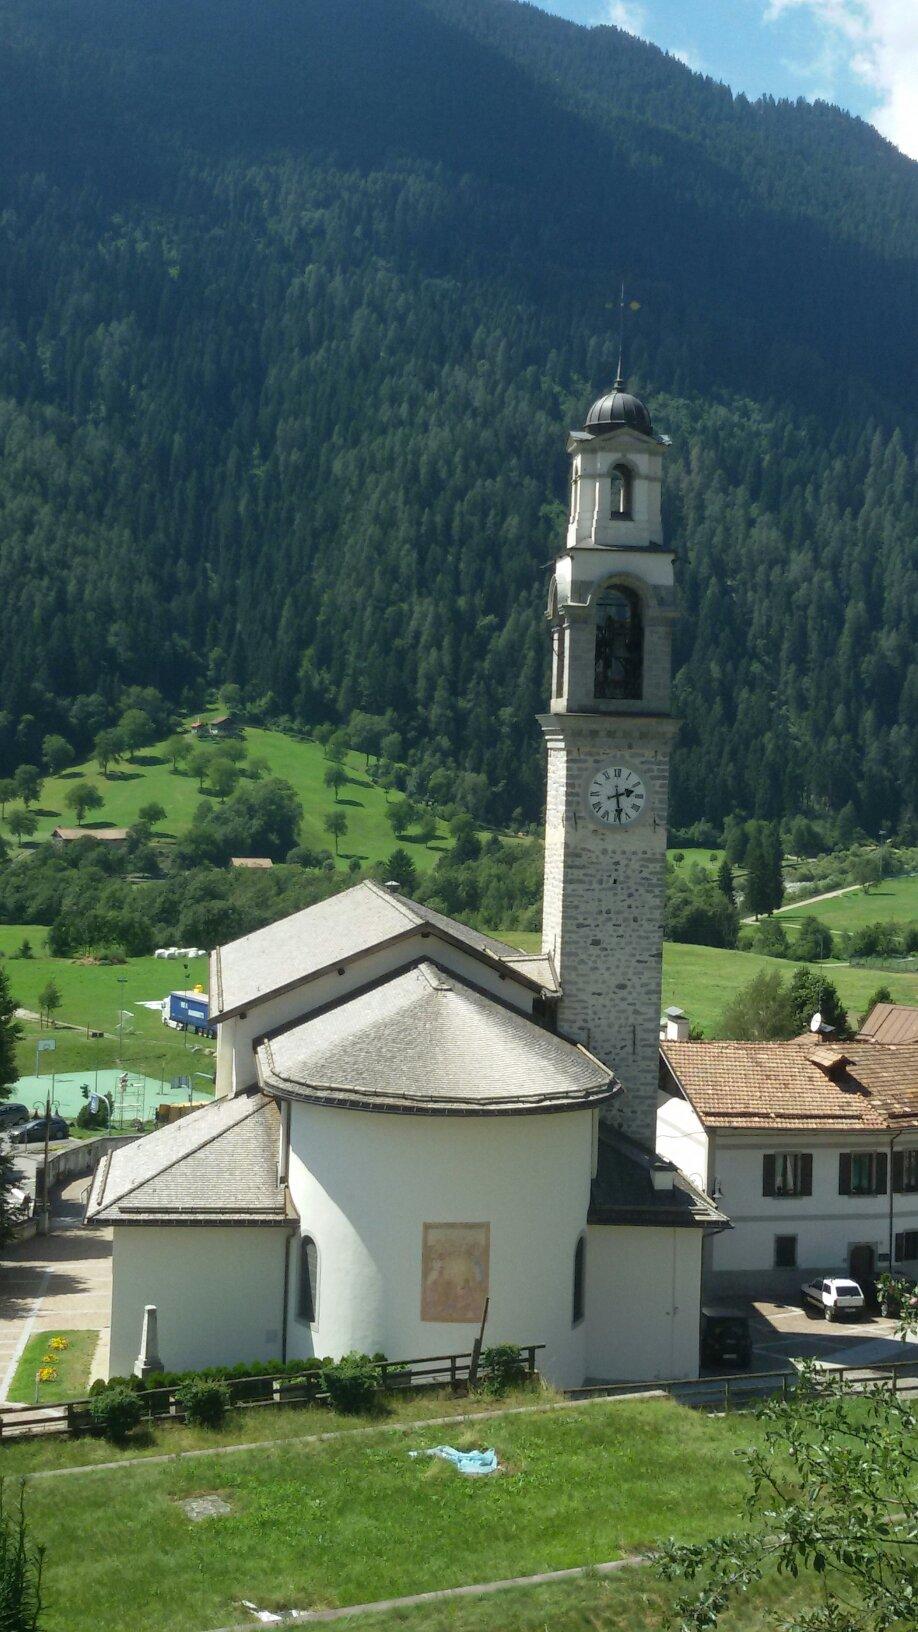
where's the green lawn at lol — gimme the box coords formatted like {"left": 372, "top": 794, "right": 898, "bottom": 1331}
{"left": 667, "top": 846, "right": 725, "bottom": 875}
{"left": 21, "top": 1396, "right": 765, "bottom": 1632}
{"left": 502, "top": 934, "right": 918, "bottom": 1036}
{"left": 780, "top": 872, "right": 918, "bottom": 931}
{"left": 4, "top": 724, "right": 452, "bottom": 871}
{"left": 7, "top": 1330, "right": 97, "bottom": 1406}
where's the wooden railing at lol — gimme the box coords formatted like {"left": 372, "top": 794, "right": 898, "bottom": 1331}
{"left": 0, "top": 1344, "right": 544, "bottom": 1441}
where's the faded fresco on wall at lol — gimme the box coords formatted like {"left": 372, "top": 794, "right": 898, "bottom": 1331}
{"left": 421, "top": 1222, "right": 490, "bottom": 1322}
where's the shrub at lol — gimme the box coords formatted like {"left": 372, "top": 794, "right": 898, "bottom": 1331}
{"left": 320, "top": 1353, "right": 379, "bottom": 1415}
{"left": 0, "top": 1479, "right": 44, "bottom": 1630}
{"left": 88, "top": 1386, "right": 143, "bottom": 1442}
{"left": 176, "top": 1379, "right": 230, "bottom": 1429}
{"left": 480, "top": 1343, "right": 527, "bottom": 1396}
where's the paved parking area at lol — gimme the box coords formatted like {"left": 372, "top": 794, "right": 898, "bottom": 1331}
{"left": 745, "top": 1296, "right": 914, "bottom": 1372}
{"left": 0, "top": 1177, "right": 111, "bottom": 1399}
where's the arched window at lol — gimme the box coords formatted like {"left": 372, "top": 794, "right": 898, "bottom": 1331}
{"left": 594, "top": 586, "right": 643, "bottom": 700}
{"left": 298, "top": 1235, "right": 319, "bottom": 1324}
{"left": 572, "top": 1234, "right": 586, "bottom": 1325}
{"left": 553, "top": 621, "right": 566, "bottom": 698}
{"left": 609, "top": 464, "right": 632, "bottom": 518}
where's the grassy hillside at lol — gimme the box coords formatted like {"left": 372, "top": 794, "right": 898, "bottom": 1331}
{"left": 781, "top": 875, "right": 918, "bottom": 932}
{"left": 6, "top": 726, "right": 452, "bottom": 870}
{"left": 505, "top": 933, "right": 918, "bottom": 1037}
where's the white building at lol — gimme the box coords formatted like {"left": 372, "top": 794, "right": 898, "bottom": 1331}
{"left": 658, "top": 1029, "right": 918, "bottom": 1298}
{"left": 87, "top": 377, "right": 725, "bottom": 1388}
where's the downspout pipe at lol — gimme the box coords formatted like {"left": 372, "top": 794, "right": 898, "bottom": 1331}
{"left": 889, "top": 1127, "right": 904, "bottom": 1275}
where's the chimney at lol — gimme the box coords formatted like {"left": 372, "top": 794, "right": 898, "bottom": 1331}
{"left": 661, "top": 1006, "right": 690, "bottom": 1042}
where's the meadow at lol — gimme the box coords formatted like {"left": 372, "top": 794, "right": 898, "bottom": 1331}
{"left": 506, "top": 933, "right": 918, "bottom": 1036}
{"left": 15, "top": 1394, "right": 774, "bottom": 1632}
{"left": 4, "top": 724, "right": 452, "bottom": 871}
{"left": 779, "top": 872, "right": 918, "bottom": 932}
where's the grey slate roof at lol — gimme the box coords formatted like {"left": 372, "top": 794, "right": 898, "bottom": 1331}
{"left": 589, "top": 1126, "right": 728, "bottom": 1230}
{"left": 257, "top": 959, "right": 612, "bottom": 1116}
{"left": 211, "top": 880, "right": 558, "bottom": 1020}
{"left": 85, "top": 1091, "right": 290, "bottom": 1226}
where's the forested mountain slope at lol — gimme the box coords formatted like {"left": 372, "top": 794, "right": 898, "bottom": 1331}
{"left": 0, "top": 0, "right": 914, "bottom": 831}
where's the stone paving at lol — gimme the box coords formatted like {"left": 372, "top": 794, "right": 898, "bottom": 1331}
{"left": 0, "top": 1176, "right": 112, "bottom": 1399}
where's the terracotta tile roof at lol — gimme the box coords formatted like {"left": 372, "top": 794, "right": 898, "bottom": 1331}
{"left": 661, "top": 1038, "right": 918, "bottom": 1131}
{"left": 857, "top": 1003, "right": 918, "bottom": 1046}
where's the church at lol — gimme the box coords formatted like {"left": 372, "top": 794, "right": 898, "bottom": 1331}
{"left": 86, "top": 377, "right": 725, "bottom": 1388}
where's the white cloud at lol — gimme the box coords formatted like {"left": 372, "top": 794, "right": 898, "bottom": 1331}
{"left": 765, "top": 0, "right": 918, "bottom": 158}
{"left": 605, "top": 1, "right": 647, "bottom": 36}
{"left": 672, "top": 46, "right": 703, "bottom": 71}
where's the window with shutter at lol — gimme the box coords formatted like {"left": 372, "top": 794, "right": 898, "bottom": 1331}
{"left": 800, "top": 1152, "right": 813, "bottom": 1196}
{"left": 762, "top": 1154, "right": 776, "bottom": 1197}
{"left": 572, "top": 1234, "right": 586, "bottom": 1325}
{"left": 839, "top": 1152, "right": 851, "bottom": 1195}
{"left": 896, "top": 1231, "right": 918, "bottom": 1262}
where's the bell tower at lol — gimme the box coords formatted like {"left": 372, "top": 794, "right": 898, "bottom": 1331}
{"left": 540, "top": 379, "right": 677, "bottom": 1147}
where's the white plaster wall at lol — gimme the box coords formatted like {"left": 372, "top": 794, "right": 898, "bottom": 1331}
{"left": 285, "top": 1103, "right": 594, "bottom": 1388}
{"left": 107, "top": 1226, "right": 288, "bottom": 1378}
{"left": 585, "top": 1225, "right": 702, "bottom": 1381}
{"left": 215, "top": 932, "right": 537, "bottom": 1098}
{"left": 656, "top": 1092, "right": 710, "bottom": 1194}
{"left": 708, "top": 1135, "right": 918, "bottom": 1280}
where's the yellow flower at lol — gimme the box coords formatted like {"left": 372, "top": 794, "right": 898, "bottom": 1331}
{"left": 49, "top": 1336, "right": 69, "bottom": 1352}
{"left": 37, "top": 1367, "right": 57, "bottom": 1383}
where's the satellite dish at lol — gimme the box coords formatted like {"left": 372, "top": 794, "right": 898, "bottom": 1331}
{"left": 809, "top": 1012, "right": 823, "bottom": 1033}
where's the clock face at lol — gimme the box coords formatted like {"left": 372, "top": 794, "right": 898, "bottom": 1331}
{"left": 587, "top": 764, "right": 646, "bottom": 827}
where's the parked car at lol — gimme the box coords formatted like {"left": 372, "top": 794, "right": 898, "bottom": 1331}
{"left": 801, "top": 1277, "right": 865, "bottom": 1321}
{"left": 12, "top": 1116, "right": 70, "bottom": 1144}
{"left": 700, "top": 1305, "right": 752, "bottom": 1369}
{"left": 0, "top": 1103, "right": 29, "bottom": 1130}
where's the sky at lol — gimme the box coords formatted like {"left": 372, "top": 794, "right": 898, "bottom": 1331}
{"left": 529, "top": 1, "right": 918, "bottom": 160}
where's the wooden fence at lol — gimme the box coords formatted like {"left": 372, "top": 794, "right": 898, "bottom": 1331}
{"left": 0, "top": 1344, "right": 544, "bottom": 1442}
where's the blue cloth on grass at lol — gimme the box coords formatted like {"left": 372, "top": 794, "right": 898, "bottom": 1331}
{"left": 409, "top": 1445, "right": 499, "bottom": 1475}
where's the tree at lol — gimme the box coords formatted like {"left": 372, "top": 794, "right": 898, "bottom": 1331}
{"left": 715, "top": 857, "right": 735, "bottom": 905}
{"left": 751, "top": 915, "right": 788, "bottom": 958}
{"left": 787, "top": 967, "right": 848, "bottom": 1035}
{"left": 207, "top": 759, "right": 239, "bottom": 802}
{"left": 94, "top": 729, "right": 124, "bottom": 777}
{"left": 188, "top": 748, "right": 212, "bottom": 791}
{"left": 324, "top": 765, "right": 348, "bottom": 802}
{"left": 13, "top": 766, "right": 42, "bottom": 808}
{"left": 164, "top": 733, "right": 191, "bottom": 772}
{"left": 247, "top": 756, "right": 270, "bottom": 781}
{"left": 117, "top": 709, "right": 154, "bottom": 760}
{"left": 659, "top": 1355, "right": 918, "bottom": 1631}
{"left": 853, "top": 853, "right": 882, "bottom": 892}
{"left": 0, "top": 779, "right": 13, "bottom": 818}
{"left": 138, "top": 801, "right": 167, "bottom": 829}
{"left": 324, "top": 810, "right": 347, "bottom": 855}
{"left": 7, "top": 807, "right": 38, "bottom": 846}
{"left": 42, "top": 734, "right": 74, "bottom": 775}
{"left": 416, "top": 809, "right": 438, "bottom": 845}
{"left": 383, "top": 849, "right": 417, "bottom": 892}
{"left": 718, "top": 969, "right": 797, "bottom": 1041}
{"left": 37, "top": 980, "right": 62, "bottom": 1028}
{"left": 387, "top": 797, "right": 418, "bottom": 837}
{"left": 835, "top": 801, "right": 860, "bottom": 846}
{"left": 792, "top": 915, "right": 833, "bottom": 962}
{"left": 63, "top": 782, "right": 103, "bottom": 825}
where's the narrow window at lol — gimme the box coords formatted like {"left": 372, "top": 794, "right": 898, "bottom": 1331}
{"left": 298, "top": 1235, "right": 318, "bottom": 1323}
{"left": 572, "top": 1234, "right": 586, "bottom": 1325}
{"left": 553, "top": 621, "right": 567, "bottom": 699}
{"left": 774, "top": 1235, "right": 797, "bottom": 1269}
{"left": 893, "top": 1150, "right": 918, "bottom": 1193}
{"left": 609, "top": 464, "right": 632, "bottom": 518}
{"left": 895, "top": 1231, "right": 918, "bottom": 1262}
{"left": 594, "top": 586, "right": 643, "bottom": 701}
{"left": 569, "top": 473, "right": 579, "bottom": 524}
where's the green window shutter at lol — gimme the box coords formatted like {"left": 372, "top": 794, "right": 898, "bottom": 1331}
{"left": 762, "top": 1153, "right": 775, "bottom": 1197}
{"left": 838, "top": 1152, "right": 851, "bottom": 1195}
{"left": 895, "top": 1232, "right": 905, "bottom": 1263}
{"left": 875, "top": 1152, "right": 888, "bottom": 1195}
{"left": 800, "top": 1153, "right": 813, "bottom": 1197}
{"left": 892, "top": 1150, "right": 905, "bottom": 1193}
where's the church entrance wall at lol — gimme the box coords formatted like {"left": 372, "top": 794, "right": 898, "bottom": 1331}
{"left": 584, "top": 1224, "right": 702, "bottom": 1381}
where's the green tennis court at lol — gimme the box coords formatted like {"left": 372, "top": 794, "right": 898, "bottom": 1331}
{"left": 12, "top": 1068, "right": 214, "bottom": 1125}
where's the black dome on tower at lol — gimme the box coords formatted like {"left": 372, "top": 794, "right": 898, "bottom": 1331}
{"left": 584, "top": 380, "right": 653, "bottom": 438}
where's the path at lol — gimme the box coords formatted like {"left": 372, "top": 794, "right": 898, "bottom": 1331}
{"left": 742, "top": 880, "right": 866, "bottom": 924}
{"left": 0, "top": 1176, "right": 111, "bottom": 1400}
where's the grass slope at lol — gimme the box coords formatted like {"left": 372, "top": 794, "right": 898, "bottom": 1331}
{"left": 7, "top": 1331, "right": 97, "bottom": 1406}
{"left": 782, "top": 874, "right": 918, "bottom": 931}
{"left": 5, "top": 726, "right": 451, "bottom": 871}
{"left": 506, "top": 934, "right": 918, "bottom": 1035}
{"left": 23, "top": 1396, "right": 763, "bottom": 1632}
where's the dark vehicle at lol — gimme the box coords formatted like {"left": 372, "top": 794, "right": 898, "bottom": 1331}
{"left": 700, "top": 1305, "right": 752, "bottom": 1370}
{"left": 0, "top": 1103, "right": 29, "bottom": 1129}
{"left": 12, "top": 1116, "right": 69, "bottom": 1144}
